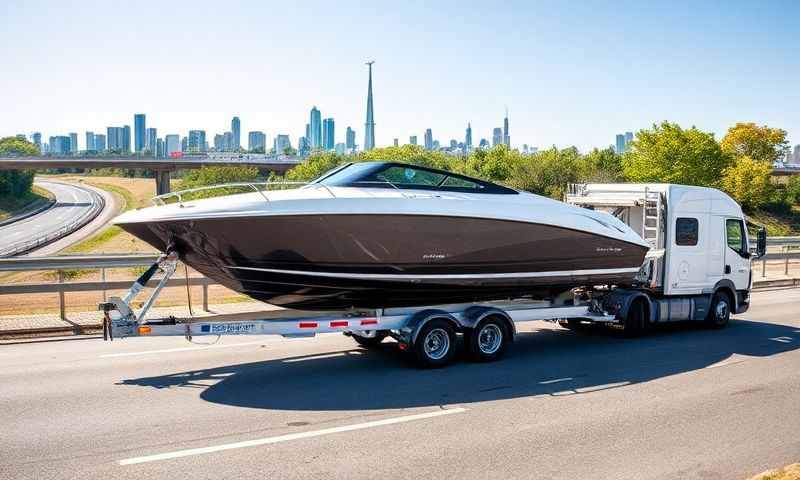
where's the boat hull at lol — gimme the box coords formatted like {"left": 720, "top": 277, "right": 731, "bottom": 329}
{"left": 119, "top": 214, "right": 649, "bottom": 310}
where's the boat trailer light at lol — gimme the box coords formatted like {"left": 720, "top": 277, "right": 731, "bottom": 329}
{"left": 138, "top": 326, "right": 152, "bottom": 335}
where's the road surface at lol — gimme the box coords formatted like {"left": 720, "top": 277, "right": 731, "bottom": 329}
{"left": 0, "top": 181, "right": 99, "bottom": 255}
{"left": 1, "top": 288, "right": 798, "bottom": 480}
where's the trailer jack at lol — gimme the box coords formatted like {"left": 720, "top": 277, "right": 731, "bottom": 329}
{"left": 99, "top": 251, "right": 179, "bottom": 341}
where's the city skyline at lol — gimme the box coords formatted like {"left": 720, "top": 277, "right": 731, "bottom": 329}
{"left": 2, "top": 1, "right": 799, "bottom": 151}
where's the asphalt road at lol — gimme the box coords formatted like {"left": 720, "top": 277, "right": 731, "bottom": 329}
{"left": 0, "top": 181, "right": 98, "bottom": 254}
{"left": 1, "top": 288, "right": 799, "bottom": 480}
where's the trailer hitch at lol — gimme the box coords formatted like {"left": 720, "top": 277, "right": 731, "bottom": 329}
{"left": 99, "top": 251, "right": 179, "bottom": 341}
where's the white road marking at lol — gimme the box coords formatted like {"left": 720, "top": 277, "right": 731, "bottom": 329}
{"left": 539, "top": 377, "right": 573, "bottom": 385}
{"left": 99, "top": 341, "right": 264, "bottom": 358}
{"left": 119, "top": 407, "right": 467, "bottom": 465}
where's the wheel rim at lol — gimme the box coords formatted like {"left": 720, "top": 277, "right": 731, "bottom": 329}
{"left": 477, "top": 324, "right": 503, "bottom": 355}
{"left": 715, "top": 299, "right": 729, "bottom": 322}
{"left": 423, "top": 328, "right": 450, "bottom": 360}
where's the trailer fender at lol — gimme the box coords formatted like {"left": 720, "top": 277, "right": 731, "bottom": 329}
{"left": 604, "top": 290, "right": 655, "bottom": 324}
{"left": 404, "top": 310, "right": 460, "bottom": 347}
{"left": 460, "top": 306, "right": 516, "bottom": 340}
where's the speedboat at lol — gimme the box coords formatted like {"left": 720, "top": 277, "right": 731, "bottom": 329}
{"left": 114, "top": 162, "right": 650, "bottom": 310}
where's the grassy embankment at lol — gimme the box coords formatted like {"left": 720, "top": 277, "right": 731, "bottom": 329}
{"left": 748, "top": 206, "right": 800, "bottom": 236}
{"left": 0, "top": 185, "right": 54, "bottom": 221}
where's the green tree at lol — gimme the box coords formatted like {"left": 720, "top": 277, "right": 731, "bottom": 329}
{"left": 577, "top": 147, "right": 624, "bottom": 182}
{"left": 785, "top": 175, "right": 800, "bottom": 205}
{"left": 622, "top": 122, "right": 731, "bottom": 187}
{"left": 721, "top": 122, "right": 788, "bottom": 163}
{"left": 0, "top": 136, "right": 39, "bottom": 197}
{"left": 285, "top": 151, "right": 349, "bottom": 181}
{"left": 720, "top": 156, "right": 774, "bottom": 210}
{"left": 508, "top": 146, "right": 582, "bottom": 199}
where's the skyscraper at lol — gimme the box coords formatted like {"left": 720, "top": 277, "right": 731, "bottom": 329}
{"left": 146, "top": 128, "right": 157, "bottom": 154}
{"left": 134, "top": 114, "right": 146, "bottom": 152}
{"left": 503, "top": 110, "right": 510, "bottom": 147}
{"left": 492, "top": 128, "right": 502, "bottom": 147}
{"left": 231, "top": 116, "right": 241, "bottom": 150}
{"left": 274, "top": 134, "right": 291, "bottom": 154}
{"left": 31, "top": 132, "right": 42, "bottom": 151}
{"left": 792, "top": 145, "right": 800, "bottom": 165}
{"left": 409, "top": 135, "right": 417, "bottom": 145}
{"left": 165, "top": 135, "right": 180, "bottom": 156}
{"left": 122, "top": 125, "right": 131, "bottom": 152}
{"left": 309, "top": 106, "right": 322, "bottom": 149}
{"left": 86, "top": 132, "right": 95, "bottom": 151}
{"left": 393, "top": 138, "right": 399, "bottom": 147}
{"left": 248, "top": 131, "right": 266, "bottom": 151}
{"left": 624, "top": 131, "right": 633, "bottom": 148}
{"left": 94, "top": 134, "right": 106, "bottom": 152}
{"left": 305, "top": 123, "right": 311, "bottom": 141}
{"left": 214, "top": 134, "right": 225, "bottom": 151}
{"left": 69, "top": 133, "right": 78, "bottom": 153}
{"left": 107, "top": 127, "right": 120, "bottom": 151}
{"left": 424, "top": 129, "right": 433, "bottom": 150}
{"left": 615, "top": 134, "right": 626, "bottom": 154}
{"left": 346, "top": 127, "right": 355, "bottom": 151}
{"left": 465, "top": 123, "right": 472, "bottom": 150}
{"left": 188, "top": 130, "right": 206, "bottom": 152}
{"left": 322, "top": 118, "right": 335, "bottom": 150}
{"left": 223, "top": 132, "right": 233, "bottom": 151}
{"left": 364, "top": 61, "right": 376, "bottom": 151}
{"left": 156, "top": 138, "right": 164, "bottom": 158}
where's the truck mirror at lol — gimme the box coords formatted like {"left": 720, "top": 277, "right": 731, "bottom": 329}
{"left": 756, "top": 227, "right": 767, "bottom": 258}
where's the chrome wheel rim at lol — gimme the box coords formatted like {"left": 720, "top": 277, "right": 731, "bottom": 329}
{"left": 478, "top": 324, "right": 503, "bottom": 355}
{"left": 423, "top": 328, "right": 450, "bottom": 360}
{"left": 716, "top": 300, "right": 729, "bottom": 322}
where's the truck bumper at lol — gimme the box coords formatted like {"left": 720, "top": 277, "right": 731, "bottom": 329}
{"left": 735, "top": 290, "right": 750, "bottom": 314}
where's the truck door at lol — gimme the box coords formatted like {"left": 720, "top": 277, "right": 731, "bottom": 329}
{"left": 724, "top": 218, "right": 750, "bottom": 291}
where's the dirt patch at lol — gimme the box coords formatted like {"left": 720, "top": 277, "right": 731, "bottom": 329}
{"left": 748, "top": 463, "right": 800, "bottom": 480}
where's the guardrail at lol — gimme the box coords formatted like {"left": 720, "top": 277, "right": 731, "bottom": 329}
{"left": 0, "top": 185, "right": 105, "bottom": 257}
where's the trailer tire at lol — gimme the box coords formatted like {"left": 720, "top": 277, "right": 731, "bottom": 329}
{"left": 466, "top": 316, "right": 510, "bottom": 362}
{"left": 705, "top": 291, "right": 731, "bottom": 329}
{"left": 352, "top": 330, "right": 389, "bottom": 348}
{"left": 623, "top": 298, "right": 647, "bottom": 338}
{"left": 412, "top": 319, "right": 457, "bottom": 368}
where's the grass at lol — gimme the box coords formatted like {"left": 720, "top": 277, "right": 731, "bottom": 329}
{"left": 0, "top": 188, "right": 52, "bottom": 221}
{"left": 749, "top": 463, "right": 800, "bottom": 480}
{"left": 748, "top": 206, "right": 800, "bottom": 236}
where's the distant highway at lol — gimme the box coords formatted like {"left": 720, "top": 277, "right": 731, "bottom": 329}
{"left": 0, "top": 181, "right": 101, "bottom": 255}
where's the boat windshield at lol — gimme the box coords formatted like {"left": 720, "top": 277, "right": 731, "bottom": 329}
{"left": 312, "top": 162, "right": 518, "bottom": 194}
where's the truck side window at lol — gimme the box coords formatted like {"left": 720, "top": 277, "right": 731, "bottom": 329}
{"left": 675, "top": 218, "right": 698, "bottom": 246}
{"left": 726, "top": 219, "right": 745, "bottom": 254}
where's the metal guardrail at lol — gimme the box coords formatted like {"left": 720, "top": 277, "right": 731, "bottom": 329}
{"left": 0, "top": 186, "right": 105, "bottom": 257}
{"left": 0, "top": 254, "right": 158, "bottom": 271}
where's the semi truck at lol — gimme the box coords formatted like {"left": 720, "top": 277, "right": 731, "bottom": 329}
{"left": 100, "top": 183, "right": 766, "bottom": 368}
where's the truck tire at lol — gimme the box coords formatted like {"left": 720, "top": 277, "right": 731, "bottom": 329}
{"left": 466, "top": 316, "right": 510, "bottom": 362}
{"left": 352, "top": 330, "right": 389, "bottom": 348}
{"left": 705, "top": 291, "right": 731, "bottom": 329}
{"left": 412, "top": 319, "right": 457, "bottom": 368}
{"left": 623, "top": 298, "right": 647, "bottom": 338}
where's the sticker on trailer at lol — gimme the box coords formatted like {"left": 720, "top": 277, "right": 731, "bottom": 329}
{"left": 200, "top": 323, "right": 257, "bottom": 334}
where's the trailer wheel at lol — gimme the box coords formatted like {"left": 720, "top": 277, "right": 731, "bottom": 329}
{"left": 412, "top": 319, "right": 457, "bottom": 368}
{"left": 623, "top": 298, "right": 647, "bottom": 338}
{"left": 351, "top": 330, "right": 389, "bottom": 348}
{"left": 466, "top": 316, "right": 509, "bottom": 362}
{"left": 705, "top": 291, "right": 731, "bottom": 329}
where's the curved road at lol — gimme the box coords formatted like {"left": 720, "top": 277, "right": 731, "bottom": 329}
{"left": 0, "top": 181, "right": 99, "bottom": 255}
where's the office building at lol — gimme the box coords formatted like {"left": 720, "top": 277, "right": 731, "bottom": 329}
{"left": 625, "top": 131, "right": 633, "bottom": 146}
{"left": 122, "top": 125, "right": 131, "bottom": 152}
{"left": 364, "top": 61, "right": 376, "bottom": 150}
{"left": 146, "top": 128, "right": 157, "bottom": 154}
{"left": 156, "top": 138, "right": 165, "bottom": 158}
{"left": 393, "top": 138, "right": 399, "bottom": 147}
{"left": 181, "top": 137, "right": 188, "bottom": 152}
{"left": 94, "top": 134, "right": 106, "bottom": 152}
{"left": 615, "top": 134, "right": 626, "bottom": 155}
{"left": 86, "top": 132, "right": 95, "bottom": 151}
{"left": 49, "top": 135, "right": 71, "bottom": 155}
{"left": 465, "top": 123, "right": 472, "bottom": 150}
{"left": 503, "top": 111, "right": 510, "bottom": 147}
{"left": 322, "top": 118, "right": 335, "bottom": 150}
{"left": 492, "top": 128, "right": 502, "bottom": 146}
{"left": 223, "top": 131, "right": 233, "bottom": 151}
{"left": 346, "top": 127, "right": 356, "bottom": 151}
{"left": 790, "top": 145, "right": 800, "bottom": 165}
{"left": 479, "top": 138, "right": 489, "bottom": 149}
{"left": 424, "top": 128, "right": 433, "bottom": 150}
{"left": 188, "top": 130, "right": 206, "bottom": 152}
{"left": 274, "top": 134, "right": 291, "bottom": 154}
{"left": 31, "top": 132, "right": 42, "bottom": 151}
{"left": 335, "top": 143, "right": 346, "bottom": 155}
{"left": 69, "top": 133, "right": 78, "bottom": 153}
{"left": 309, "top": 106, "right": 322, "bottom": 148}
{"left": 248, "top": 131, "right": 266, "bottom": 151}
{"left": 134, "top": 114, "right": 146, "bottom": 152}
{"left": 231, "top": 116, "right": 240, "bottom": 150}
{"left": 213, "top": 134, "right": 225, "bottom": 151}
{"left": 107, "top": 127, "right": 120, "bottom": 151}
{"left": 409, "top": 135, "right": 417, "bottom": 146}
{"left": 165, "top": 135, "right": 180, "bottom": 156}
{"left": 298, "top": 137, "right": 309, "bottom": 154}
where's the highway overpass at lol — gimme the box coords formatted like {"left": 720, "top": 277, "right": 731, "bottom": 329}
{"left": 0, "top": 155, "right": 303, "bottom": 194}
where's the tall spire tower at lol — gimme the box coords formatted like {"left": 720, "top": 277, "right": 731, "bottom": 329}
{"left": 364, "top": 61, "right": 376, "bottom": 151}
{"left": 503, "top": 107, "right": 510, "bottom": 147}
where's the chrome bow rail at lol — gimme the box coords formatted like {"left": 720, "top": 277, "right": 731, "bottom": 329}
{"left": 151, "top": 181, "right": 313, "bottom": 206}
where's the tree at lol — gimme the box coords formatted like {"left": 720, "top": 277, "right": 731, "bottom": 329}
{"left": 720, "top": 156, "right": 774, "bottom": 210}
{"left": 622, "top": 122, "right": 731, "bottom": 187}
{"left": 179, "top": 165, "right": 260, "bottom": 200}
{"left": 508, "top": 147, "right": 582, "bottom": 199}
{"left": 0, "top": 136, "right": 38, "bottom": 198}
{"left": 721, "top": 122, "right": 788, "bottom": 164}
{"left": 577, "top": 147, "right": 624, "bottom": 182}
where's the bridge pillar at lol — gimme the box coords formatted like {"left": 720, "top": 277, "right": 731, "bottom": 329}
{"left": 155, "top": 170, "right": 171, "bottom": 195}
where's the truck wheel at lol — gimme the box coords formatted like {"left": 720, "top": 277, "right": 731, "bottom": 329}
{"left": 705, "top": 291, "right": 731, "bottom": 329}
{"left": 351, "top": 330, "right": 389, "bottom": 348}
{"left": 466, "top": 316, "right": 509, "bottom": 362}
{"left": 623, "top": 299, "right": 647, "bottom": 338}
{"left": 412, "top": 319, "right": 457, "bottom": 368}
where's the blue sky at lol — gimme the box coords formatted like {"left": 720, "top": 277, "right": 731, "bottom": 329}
{"left": 1, "top": 0, "right": 798, "bottom": 151}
